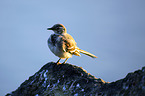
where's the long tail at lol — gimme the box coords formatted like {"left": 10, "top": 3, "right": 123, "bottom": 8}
{"left": 80, "top": 49, "right": 97, "bottom": 58}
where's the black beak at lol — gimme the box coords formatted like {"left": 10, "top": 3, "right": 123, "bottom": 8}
{"left": 47, "top": 28, "right": 54, "bottom": 30}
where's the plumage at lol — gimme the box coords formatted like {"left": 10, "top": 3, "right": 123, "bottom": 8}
{"left": 47, "top": 24, "right": 97, "bottom": 64}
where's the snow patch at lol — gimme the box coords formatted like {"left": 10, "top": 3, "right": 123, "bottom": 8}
{"left": 76, "top": 83, "right": 80, "bottom": 87}
{"left": 74, "top": 93, "right": 78, "bottom": 96}
{"left": 42, "top": 70, "right": 49, "bottom": 87}
{"left": 81, "top": 89, "right": 84, "bottom": 91}
{"left": 30, "top": 79, "right": 35, "bottom": 85}
{"left": 63, "top": 85, "right": 66, "bottom": 90}
{"left": 47, "top": 84, "right": 50, "bottom": 88}
{"left": 35, "top": 94, "right": 39, "bottom": 96}
{"left": 123, "top": 83, "right": 129, "bottom": 90}
{"left": 43, "top": 70, "right": 48, "bottom": 78}
{"left": 57, "top": 79, "right": 60, "bottom": 83}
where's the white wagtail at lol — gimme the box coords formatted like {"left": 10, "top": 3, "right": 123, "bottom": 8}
{"left": 47, "top": 24, "right": 97, "bottom": 64}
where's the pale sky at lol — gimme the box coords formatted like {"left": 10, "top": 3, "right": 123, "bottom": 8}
{"left": 0, "top": 0, "right": 145, "bottom": 95}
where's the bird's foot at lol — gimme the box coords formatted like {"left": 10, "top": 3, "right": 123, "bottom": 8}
{"left": 62, "top": 58, "right": 68, "bottom": 64}
{"left": 56, "top": 62, "right": 61, "bottom": 65}
{"left": 62, "top": 62, "right": 66, "bottom": 64}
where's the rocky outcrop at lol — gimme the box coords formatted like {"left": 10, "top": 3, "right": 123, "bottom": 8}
{"left": 97, "top": 67, "right": 145, "bottom": 96}
{"left": 6, "top": 62, "right": 145, "bottom": 96}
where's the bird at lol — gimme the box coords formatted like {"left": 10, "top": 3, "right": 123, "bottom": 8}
{"left": 47, "top": 24, "right": 97, "bottom": 64}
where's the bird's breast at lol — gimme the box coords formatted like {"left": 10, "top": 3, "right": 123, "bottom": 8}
{"left": 48, "top": 35, "right": 72, "bottom": 59}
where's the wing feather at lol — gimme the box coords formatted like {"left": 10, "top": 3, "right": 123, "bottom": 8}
{"left": 57, "top": 34, "right": 81, "bottom": 56}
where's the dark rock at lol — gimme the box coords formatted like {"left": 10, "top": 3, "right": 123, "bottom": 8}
{"left": 6, "top": 62, "right": 145, "bottom": 96}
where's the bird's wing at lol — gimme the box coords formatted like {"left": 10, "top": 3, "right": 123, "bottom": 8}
{"left": 57, "top": 34, "right": 81, "bottom": 56}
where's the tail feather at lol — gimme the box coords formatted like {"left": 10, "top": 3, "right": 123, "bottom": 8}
{"left": 80, "top": 49, "right": 97, "bottom": 58}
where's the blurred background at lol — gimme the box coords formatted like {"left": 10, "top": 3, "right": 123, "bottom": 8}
{"left": 0, "top": 0, "right": 145, "bottom": 95}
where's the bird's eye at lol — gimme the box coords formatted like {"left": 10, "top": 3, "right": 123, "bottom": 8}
{"left": 56, "top": 27, "right": 59, "bottom": 30}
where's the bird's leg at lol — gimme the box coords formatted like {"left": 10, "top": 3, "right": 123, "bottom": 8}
{"left": 56, "top": 58, "right": 61, "bottom": 64}
{"left": 62, "top": 58, "right": 68, "bottom": 64}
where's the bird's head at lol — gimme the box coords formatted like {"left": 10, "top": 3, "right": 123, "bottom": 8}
{"left": 47, "top": 24, "right": 67, "bottom": 35}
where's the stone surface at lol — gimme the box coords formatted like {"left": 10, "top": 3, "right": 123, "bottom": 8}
{"left": 6, "top": 62, "right": 145, "bottom": 96}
